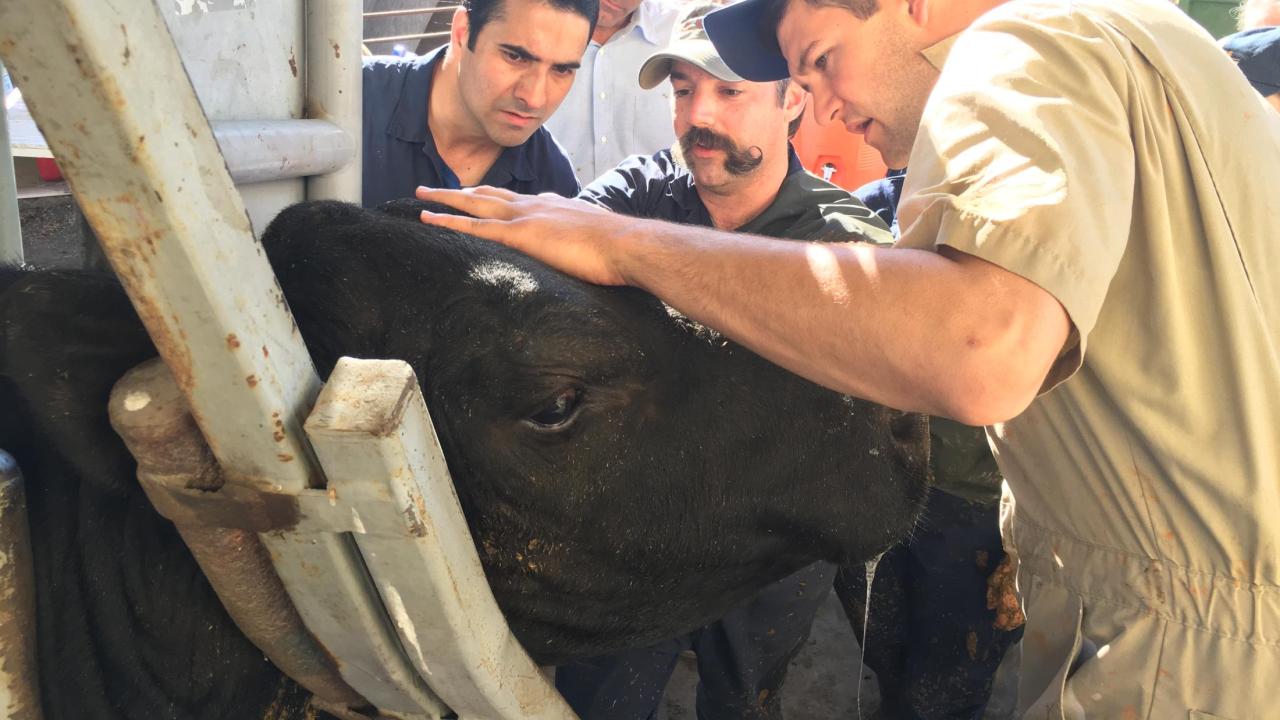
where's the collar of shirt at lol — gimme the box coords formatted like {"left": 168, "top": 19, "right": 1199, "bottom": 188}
{"left": 921, "top": 33, "right": 961, "bottom": 72}
{"left": 383, "top": 44, "right": 536, "bottom": 187}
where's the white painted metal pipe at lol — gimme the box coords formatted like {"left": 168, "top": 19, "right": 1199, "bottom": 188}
{"left": 0, "top": 62, "right": 22, "bottom": 266}
{"left": 212, "top": 119, "right": 354, "bottom": 185}
{"left": 305, "top": 0, "right": 363, "bottom": 203}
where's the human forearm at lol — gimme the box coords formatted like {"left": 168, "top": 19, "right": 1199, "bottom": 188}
{"left": 414, "top": 187, "right": 1070, "bottom": 423}
{"left": 615, "top": 220, "right": 1068, "bottom": 423}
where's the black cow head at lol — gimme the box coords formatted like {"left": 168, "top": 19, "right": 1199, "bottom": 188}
{"left": 264, "top": 201, "right": 930, "bottom": 663}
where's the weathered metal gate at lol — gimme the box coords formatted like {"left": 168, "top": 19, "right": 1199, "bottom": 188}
{"left": 0, "top": 1, "right": 577, "bottom": 718}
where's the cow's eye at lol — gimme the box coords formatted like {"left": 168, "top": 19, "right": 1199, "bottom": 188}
{"left": 525, "top": 388, "right": 582, "bottom": 430}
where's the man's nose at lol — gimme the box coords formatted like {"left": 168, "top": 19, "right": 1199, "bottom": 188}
{"left": 687, "top": 89, "right": 719, "bottom": 128}
{"left": 810, "top": 85, "right": 841, "bottom": 127}
{"left": 514, "top": 70, "right": 548, "bottom": 111}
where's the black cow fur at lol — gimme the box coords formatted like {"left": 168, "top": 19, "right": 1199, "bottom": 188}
{"left": 0, "top": 200, "right": 929, "bottom": 719}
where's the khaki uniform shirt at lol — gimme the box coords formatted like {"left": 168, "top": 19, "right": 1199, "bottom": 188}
{"left": 896, "top": 0, "right": 1280, "bottom": 716}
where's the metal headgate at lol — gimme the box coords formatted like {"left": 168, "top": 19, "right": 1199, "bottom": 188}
{"left": 0, "top": 1, "right": 576, "bottom": 718}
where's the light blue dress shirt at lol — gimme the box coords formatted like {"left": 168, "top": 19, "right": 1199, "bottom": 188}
{"left": 544, "top": 0, "right": 682, "bottom": 185}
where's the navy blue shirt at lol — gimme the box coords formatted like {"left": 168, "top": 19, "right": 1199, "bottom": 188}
{"left": 852, "top": 168, "right": 907, "bottom": 237}
{"left": 579, "top": 147, "right": 891, "bottom": 242}
{"left": 362, "top": 46, "right": 580, "bottom": 208}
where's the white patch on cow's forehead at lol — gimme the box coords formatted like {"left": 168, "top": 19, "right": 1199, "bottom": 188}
{"left": 469, "top": 261, "right": 540, "bottom": 297}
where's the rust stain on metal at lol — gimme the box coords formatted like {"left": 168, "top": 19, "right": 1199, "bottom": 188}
{"left": 226, "top": 333, "right": 241, "bottom": 350}
{"left": 172, "top": 524, "right": 364, "bottom": 706}
{"left": 332, "top": 41, "right": 341, "bottom": 59}
{"left": 277, "top": 453, "right": 295, "bottom": 463}
{"left": 120, "top": 24, "right": 130, "bottom": 64}
{"left": 262, "top": 345, "right": 270, "bottom": 359}
{"left": 87, "top": 194, "right": 197, "bottom": 397}
{"left": 246, "top": 374, "right": 259, "bottom": 388}
{"left": 184, "top": 122, "right": 197, "bottom": 139}
{"left": 288, "top": 49, "right": 298, "bottom": 78}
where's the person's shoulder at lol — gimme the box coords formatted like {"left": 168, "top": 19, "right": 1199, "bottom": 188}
{"left": 965, "top": 0, "right": 1186, "bottom": 50}
{"left": 579, "top": 149, "right": 682, "bottom": 214}
{"left": 362, "top": 53, "right": 421, "bottom": 77}
{"left": 362, "top": 52, "right": 436, "bottom": 91}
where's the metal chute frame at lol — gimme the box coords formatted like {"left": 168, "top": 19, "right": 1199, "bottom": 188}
{"left": 0, "top": 1, "right": 576, "bottom": 718}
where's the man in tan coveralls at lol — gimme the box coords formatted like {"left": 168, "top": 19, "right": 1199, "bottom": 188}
{"left": 415, "top": 0, "right": 1280, "bottom": 716}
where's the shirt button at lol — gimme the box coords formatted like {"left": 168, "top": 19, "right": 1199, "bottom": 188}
{"left": 599, "top": 92, "right": 606, "bottom": 100}
{"left": 600, "top": 136, "right": 607, "bottom": 144}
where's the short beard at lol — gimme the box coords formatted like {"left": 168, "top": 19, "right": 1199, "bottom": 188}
{"left": 673, "top": 126, "right": 764, "bottom": 176}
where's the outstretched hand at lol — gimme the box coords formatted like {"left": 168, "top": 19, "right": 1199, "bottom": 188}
{"left": 416, "top": 186, "right": 631, "bottom": 287}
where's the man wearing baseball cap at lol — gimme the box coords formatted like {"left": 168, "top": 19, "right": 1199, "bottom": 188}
{"left": 1222, "top": 25, "right": 1280, "bottom": 113}
{"left": 552, "top": 6, "right": 891, "bottom": 719}
{"left": 419, "top": 0, "right": 1280, "bottom": 715}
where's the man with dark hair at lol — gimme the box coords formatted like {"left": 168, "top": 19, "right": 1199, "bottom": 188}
{"left": 551, "top": 8, "right": 891, "bottom": 719}
{"left": 415, "top": 0, "right": 1280, "bottom": 716}
{"left": 361, "top": 0, "right": 597, "bottom": 206}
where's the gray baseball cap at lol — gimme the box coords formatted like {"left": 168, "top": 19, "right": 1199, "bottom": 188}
{"left": 638, "top": 5, "right": 746, "bottom": 90}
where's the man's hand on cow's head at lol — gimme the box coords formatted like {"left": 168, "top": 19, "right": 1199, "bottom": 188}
{"left": 417, "top": 186, "right": 631, "bottom": 287}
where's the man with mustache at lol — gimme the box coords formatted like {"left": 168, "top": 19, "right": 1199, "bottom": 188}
{"left": 361, "top": 0, "right": 595, "bottom": 207}
{"left": 551, "top": 7, "right": 892, "bottom": 719}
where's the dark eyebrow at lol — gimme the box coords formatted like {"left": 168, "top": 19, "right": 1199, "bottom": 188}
{"left": 499, "top": 43, "right": 540, "bottom": 63}
{"left": 500, "top": 42, "right": 581, "bottom": 72}
{"left": 669, "top": 69, "right": 690, "bottom": 83}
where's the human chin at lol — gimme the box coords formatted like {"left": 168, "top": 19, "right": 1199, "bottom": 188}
{"left": 487, "top": 114, "right": 540, "bottom": 147}
{"left": 866, "top": 122, "right": 909, "bottom": 169}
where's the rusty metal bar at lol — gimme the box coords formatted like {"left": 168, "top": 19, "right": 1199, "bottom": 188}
{"left": 306, "top": 359, "right": 580, "bottom": 720}
{"left": 0, "top": 450, "right": 41, "bottom": 720}
{"left": 0, "top": 0, "right": 445, "bottom": 715}
{"left": 107, "top": 359, "right": 367, "bottom": 711}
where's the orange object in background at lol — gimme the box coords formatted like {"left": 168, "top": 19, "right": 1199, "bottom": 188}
{"left": 791, "top": 105, "right": 888, "bottom": 191}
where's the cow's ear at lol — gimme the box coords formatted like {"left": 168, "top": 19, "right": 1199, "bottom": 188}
{"left": 376, "top": 198, "right": 475, "bottom": 223}
{"left": 263, "top": 202, "right": 397, "bottom": 379}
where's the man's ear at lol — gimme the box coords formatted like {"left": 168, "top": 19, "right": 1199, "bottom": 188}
{"left": 906, "top": 0, "right": 931, "bottom": 29}
{"left": 784, "top": 81, "right": 808, "bottom": 123}
{"left": 451, "top": 7, "right": 471, "bottom": 50}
